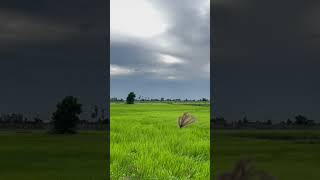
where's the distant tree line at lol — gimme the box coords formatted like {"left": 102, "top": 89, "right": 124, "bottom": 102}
{"left": 212, "top": 114, "right": 320, "bottom": 128}
{"left": 111, "top": 96, "right": 209, "bottom": 103}
{"left": 0, "top": 96, "right": 109, "bottom": 133}
{"left": 0, "top": 113, "right": 42, "bottom": 124}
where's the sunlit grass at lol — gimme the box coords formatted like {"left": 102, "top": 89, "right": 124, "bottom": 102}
{"left": 110, "top": 103, "right": 210, "bottom": 179}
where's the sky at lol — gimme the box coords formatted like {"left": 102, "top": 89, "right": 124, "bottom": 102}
{"left": 0, "top": 0, "right": 108, "bottom": 120}
{"left": 2, "top": 0, "right": 319, "bottom": 122}
{"left": 212, "top": 0, "right": 320, "bottom": 121}
{"left": 110, "top": 0, "right": 210, "bottom": 100}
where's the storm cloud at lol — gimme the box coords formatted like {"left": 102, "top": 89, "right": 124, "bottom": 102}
{"left": 0, "top": 0, "right": 108, "bottom": 120}
{"left": 212, "top": 0, "right": 320, "bottom": 121}
{"left": 110, "top": 0, "right": 210, "bottom": 99}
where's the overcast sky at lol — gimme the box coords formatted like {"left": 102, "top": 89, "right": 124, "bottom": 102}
{"left": 110, "top": 0, "right": 210, "bottom": 100}
{"left": 2, "top": 0, "right": 319, "bottom": 122}
{"left": 213, "top": 0, "right": 320, "bottom": 121}
{"left": 0, "top": 0, "right": 107, "bottom": 120}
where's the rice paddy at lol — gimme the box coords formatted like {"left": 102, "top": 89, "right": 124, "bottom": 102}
{"left": 110, "top": 103, "right": 210, "bottom": 179}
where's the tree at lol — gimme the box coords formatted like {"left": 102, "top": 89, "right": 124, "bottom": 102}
{"left": 126, "top": 92, "right": 136, "bottom": 104}
{"left": 266, "top": 120, "right": 272, "bottom": 125}
{"left": 33, "top": 114, "right": 43, "bottom": 124}
{"left": 242, "top": 116, "right": 249, "bottom": 124}
{"left": 213, "top": 116, "right": 226, "bottom": 125}
{"left": 91, "top": 105, "right": 99, "bottom": 121}
{"left": 202, "top": 98, "right": 208, "bottom": 102}
{"left": 51, "top": 96, "right": 82, "bottom": 134}
{"left": 100, "top": 106, "right": 106, "bottom": 122}
{"left": 294, "top": 115, "right": 308, "bottom": 125}
{"left": 11, "top": 113, "right": 24, "bottom": 123}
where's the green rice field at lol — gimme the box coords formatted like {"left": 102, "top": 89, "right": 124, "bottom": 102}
{"left": 110, "top": 103, "right": 210, "bottom": 179}
{"left": 213, "top": 130, "right": 320, "bottom": 180}
{"left": 0, "top": 131, "right": 107, "bottom": 180}
{"left": 2, "top": 104, "right": 320, "bottom": 180}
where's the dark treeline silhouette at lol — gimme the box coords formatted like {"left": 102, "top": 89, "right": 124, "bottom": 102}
{"left": 122, "top": 92, "right": 210, "bottom": 104}
{"left": 0, "top": 96, "right": 109, "bottom": 132}
{"left": 212, "top": 114, "right": 320, "bottom": 129}
{"left": 0, "top": 113, "right": 43, "bottom": 124}
{"left": 0, "top": 113, "right": 46, "bottom": 130}
{"left": 111, "top": 97, "right": 209, "bottom": 103}
{"left": 111, "top": 92, "right": 209, "bottom": 103}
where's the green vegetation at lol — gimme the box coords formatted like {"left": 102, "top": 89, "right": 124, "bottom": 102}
{"left": 0, "top": 131, "right": 107, "bottom": 180}
{"left": 110, "top": 103, "right": 210, "bottom": 179}
{"left": 214, "top": 130, "right": 320, "bottom": 180}
{"left": 52, "top": 96, "right": 82, "bottom": 134}
{"left": 126, "top": 92, "right": 136, "bottom": 104}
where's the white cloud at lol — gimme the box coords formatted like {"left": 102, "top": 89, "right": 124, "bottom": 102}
{"left": 158, "top": 54, "right": 184, "bottom": 65}
{"left": 199, "top": 0, "right": 210, "bottom": 17}
{"left": 110, "top": 64, "right": 135, "bottom": 76}
{"left": 111, "top": 0, "right": 169, "bottom": 39}
{"left": 167, "top": 76, "right": 177, "bottom": 80}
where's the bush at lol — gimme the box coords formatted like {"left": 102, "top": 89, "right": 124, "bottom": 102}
{"left": 51, "top": 96, "right": 82, "bottom": 134}
{"left": 126, "top": 92, "right": 136, "bottom": 104}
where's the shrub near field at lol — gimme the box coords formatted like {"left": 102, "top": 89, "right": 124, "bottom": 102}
{"left": 110, "top": 103, "right": 210, "bottom": 179}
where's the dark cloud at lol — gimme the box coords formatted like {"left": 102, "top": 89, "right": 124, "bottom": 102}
{"left": 212, "top": 0, "right": 320, "bottom": 121}
{"left": 0, "top": 0, "right": 108, "bottom": 120}
{"left": 0, "top": 0, "right": 107, "bottom": 46}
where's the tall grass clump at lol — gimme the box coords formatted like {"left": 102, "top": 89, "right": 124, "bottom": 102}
{"left": 217, "top": 160, "right": 275, "bottom": 180}
{"left": 177, "top": 112, "right": 196, "bottom": 128}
